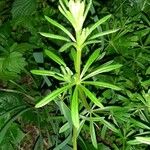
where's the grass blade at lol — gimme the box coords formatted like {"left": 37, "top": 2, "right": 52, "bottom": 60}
{"left": 35, "top": 84, "right": 73, "bottom": 108}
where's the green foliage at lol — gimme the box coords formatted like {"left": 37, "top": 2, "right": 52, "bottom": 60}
{"left": 0, "top": 0, "right": 150, "bottom": 149}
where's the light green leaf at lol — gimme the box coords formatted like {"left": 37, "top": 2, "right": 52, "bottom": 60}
{"left": 57, "top": 101, "right": 72, "bottom": 125}
{"left": 89, "top": 29, "right": 119, "bottom": 40}
{"left": 31, "top": 70, "right": 64, "bottom": 81}
{"left": 100, "top": 118, "right": 119, "bottom": 133}
{"left": 131, "top": 118, "right": 150, "bottom": 130}
{"left": 59, "top": 122, "right": 70, "bottom": 133}
{"left": 45, "top": 49, "right": 66, "bottom": 66}
{"left": 83, "top": 40, "right": 101, "bottom": 47}
{"left": 88, "top": 15, "right": 112, "bottom": 36}
{"left": 40, "top": 32, "right": 70, "bottom": 42}
{"left": 59, "top": 42, "right": 75, "bottom": 52}
{"left": 80, "top": 85, "right": 103, "bottom": 108}
{"left": 90, "top": 121, "right": 97, "bottom": 149}
{"left": 35, "top": 84, "right": 72, "bottom": 108}
{"left": 84, "top": 0, "right": 92, "bottom": 19}
{"left": 71, "top": 86, "right": 79, "bottom": 129}
{"left": 82, "top": 64, "right": 122, "bottom": 80}
{"left": 136, "top": 137, "right": 150, "bottom": 145}
{"left": 45, "top": 16, "right": 75, "bottom": 42}
{"left": 80, "top": 49, "right": 100, "bottom": 78}
{"left": 83, "top": 81, "right": 122, "bottom": 91}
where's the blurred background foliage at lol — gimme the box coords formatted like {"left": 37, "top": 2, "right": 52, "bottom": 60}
{"left": 0, "top": 0, "right": 150, "bottom": 149}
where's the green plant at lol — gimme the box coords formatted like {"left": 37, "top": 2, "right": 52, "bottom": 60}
{"left": 31, "top": 0, "right": 122, "bottom": 149}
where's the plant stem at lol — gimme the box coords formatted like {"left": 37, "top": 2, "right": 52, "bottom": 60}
{"left": 76, "top": 47, "right": 82, "bottom": 83}
{"left": 73, "top": 127, "right": 77, "bottom": 150}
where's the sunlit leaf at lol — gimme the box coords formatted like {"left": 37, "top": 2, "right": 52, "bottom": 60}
{"left": 88, "top": 15, "right": 112, "bottom": 36}
{"left": 31, "top": 70, "right": 64, "bottom": 81}
{"left": 45, "top": 16, "right": 75, "bottom": 42}
{"left": 59, "top": 42, "right": 75, "bottom": 52}
{"left": 35, "top": 84, "right": 73, "bottom": 108}
{"left": 89, "top": 29, "right": 119, "bottom": 40}
{"left": 80, "top": 49, "right": 100, "bottom": 78}
{"left": 71, "top": 86, "right": 79, "bottom": 129}
{"left": 82, "top": 64, "right": 122, "bottom": 80}
{"left": 83, "top": 81, "right": 122, "bottom": 91}
{"left": 40, "top": 32, "right": 70, "bottom": 42}
{"left": 80, "top": 85, "right": 103, "bottom": 108}
{"left": 45, "top": 49, "right": 66, "bottom": 66}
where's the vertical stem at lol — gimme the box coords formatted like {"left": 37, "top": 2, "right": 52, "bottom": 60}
{"left": 72, "top": 31, "right": 82, "bottom": 150}
{"left": 76, "top": 47, "right": 82, "bottom": 82}
{"left": 73, "top": 127, "right": 77, "bottom": 150}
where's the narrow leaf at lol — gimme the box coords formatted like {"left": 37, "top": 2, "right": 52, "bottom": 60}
{"left": 71, "top": 86, "right": 79, "bottom": 129}
{"left": 82, "top": 64, "right": 122, "bottom": 80}
{"left": 40, "top": 32, "right": 70, "bottom": 42}
{"left": 88, "top": 15, "right": 112, "bottom": 36}
{"left": 45, "top": 16, "right": 75, "bottom": 42}
{"left": 54, "top": 134, "right": 72, "bottom": 150}
{"left": 89, "top": 29, "right": 119, "bottom": 40}
{"left": 80, "top": 49, "right": 100, "bottom": 78}
{"left": 83, "top": 81, "right": 122, "bottom": 91}
{"left": 0, "top": 108, "right": 30, "bottom": 143}
{"left": 59, "top": 42, "right": 74, "bottom": 52}
{"left": 90, "top": 121, "right": 97, "bottom": 149}
{"left": 45, "top": 49, "right": 66, "bottom": 66}
{"left": 59, "top": 122, "right": 70, "bottom": 133}
{"left": 100, "top": 118, "right": 119, "bottom": 133}
{"left": 80, "top": 85, "right": 103, "bottom": 108}
{"left": 136, "top": 137, "right": 150, "bottom": 145}
{"left": 35, "top": 84, "right": 72, "bottom": 108}
{"left": 31, "top": 70, "right": 64, "bottom": 81}
{"left": 131, "top": 118, "right": 150, "bottom": 130}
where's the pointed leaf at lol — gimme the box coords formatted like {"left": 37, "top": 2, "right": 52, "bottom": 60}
{"left": 100, "top": 118, "right": 119, "bottom": 133}
{"left": 71, "top": 86, "right": 79, "bottom": 129}
{"left": 82, "top": 64, "right": 122, "bottom": 80}
{"left": 35, "top": 84, "right": 72, "bottom": 108}
{"left": 45, "top": 49, "right": 66, "bottom": 66}
{"left": 59, "top": 122, "right": 70, "bottom": 133}
{"left": 83, "top": 81, "right": 122, "bottom": 91}
{"left": 59, "top": 42, "right": 74, "bottom": 52}
{"left": 80, "top": 49, "right": 100, "bottom": 78}
{"left": 136, "top": 137, "right": 150, "bottom": 145}
{"left": 88, "top": 15, "right": 112, "bottom": 36}
{"left": 40, "top": 32, "right": 70, "bottom": 42}
{"left": 89, "top": 29, "right": 119, "bottom": 40}
{"left": 80, "top": 85, "right": 103, "bottom": 108}
{"left": 31, "top": 70, "right": 64, "bottom": 81}
{"left": 45, "top": 16, "right": 75, "bottom": 42}
{"left": 53, "top": 134, "right": 72, "bottom": 150}
{"left": 90, "top": 121, "right": 97, "bottom": 149}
